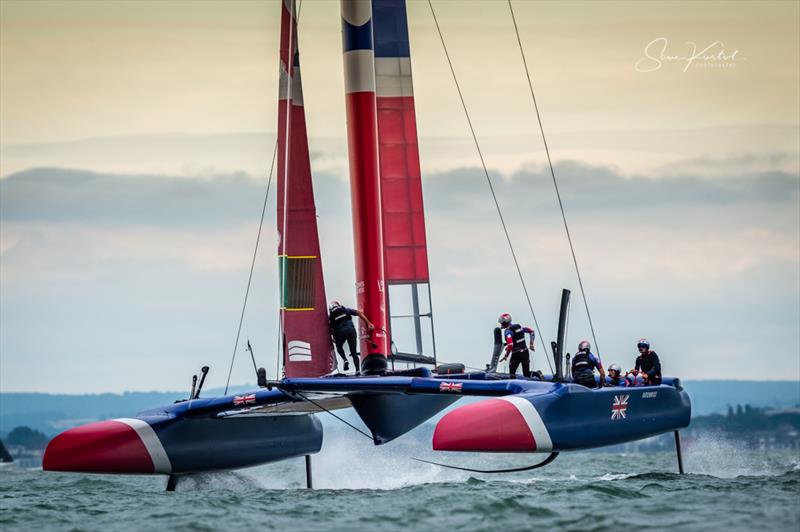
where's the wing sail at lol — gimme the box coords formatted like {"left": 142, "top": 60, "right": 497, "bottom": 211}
{"left": 372, "top": 0, "right": 436, "bottom": 364}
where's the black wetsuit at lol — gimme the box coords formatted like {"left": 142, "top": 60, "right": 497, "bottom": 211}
{"left": 505, "top": 324, "right": 533, "bottom": 378}
{"left": 329, "top": 305, "right": 359, "bottom": 372}
{"left": 635, "top": 350, "right": 662, "bottom": 385}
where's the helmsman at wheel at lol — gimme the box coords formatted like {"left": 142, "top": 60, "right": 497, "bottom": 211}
{"left": 328, "top": 301, "right": 374, "bottom": 374}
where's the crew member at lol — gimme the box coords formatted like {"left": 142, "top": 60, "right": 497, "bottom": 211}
{"left": 625, "top": 370, "right": 645, "bottom": 386}
{"left": 571, "top": 339, "right": 605, "bottom": 388}
{"left": 497, "top": 313, "right": 537, "bottom": 378}
{"left": 607, "top": 364, "right": 625, "bottom": 386}
{"left": 328, "top": 301, "right": 374, "bottom": 374}
{"left": 634, "top": 338, "right": 662, "bottom": 385}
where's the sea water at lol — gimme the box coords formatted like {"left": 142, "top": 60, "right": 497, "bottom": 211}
{"left": 1, "top": 431, "right": 798, "bottom": 532}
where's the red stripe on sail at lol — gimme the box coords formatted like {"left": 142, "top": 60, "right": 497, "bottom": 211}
{"left": 376, "top": 95, "right": 430, "bottom": 283}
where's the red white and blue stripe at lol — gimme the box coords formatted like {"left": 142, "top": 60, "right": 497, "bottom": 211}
{"left": 372, "top": 0, "right": 431, "bottom": 284}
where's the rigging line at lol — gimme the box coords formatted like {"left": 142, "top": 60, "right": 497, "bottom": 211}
{"left": 427, "top": 0, "right": 553, "bottom": 374}
{"left": 507, "top": 0, "right": 600, "bottom": 356}
{"left": 224, "top": 141, "right": 278, "bottom": 396}
{"left": 294, "top": 391, "right": 374, "bottom": 441}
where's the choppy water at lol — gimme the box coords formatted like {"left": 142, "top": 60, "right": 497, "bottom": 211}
{"left": 1, "top": 432, "right": 798, "bottom": 532}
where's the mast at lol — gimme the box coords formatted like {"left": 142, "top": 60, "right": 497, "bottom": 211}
{"left": 341, "top": 0, "right": 389, "bottom": 374}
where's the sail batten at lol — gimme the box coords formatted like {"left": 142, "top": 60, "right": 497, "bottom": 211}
{"left": 277, "top": 0, "right": 334, "bottom": 378}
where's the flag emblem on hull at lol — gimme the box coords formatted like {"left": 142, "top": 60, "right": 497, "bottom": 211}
{"left": 233, "top": 394, "right": 256, "bottom": 406}
{"left": 439, "top": 382, "right": 463, "bottom": 393}
{"left": 611, "top": 395, "right": 629, "bottom": 420}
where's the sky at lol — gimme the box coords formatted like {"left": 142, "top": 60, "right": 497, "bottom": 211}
{"left": 1, "top": 0, "right": 798, "bottom": 393}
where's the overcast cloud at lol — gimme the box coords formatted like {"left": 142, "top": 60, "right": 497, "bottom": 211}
{"left": 1, "top": 159, "right": 797, "bottom": 393}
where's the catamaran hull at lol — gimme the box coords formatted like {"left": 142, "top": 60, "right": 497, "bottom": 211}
{"left": 44, "top": 413, "right": 323, "bottom": 475}
{"left": 433, "top": 383, "right": 691, "bottom": 452}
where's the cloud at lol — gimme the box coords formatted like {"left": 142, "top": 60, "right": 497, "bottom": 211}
{"left": 1, "top": 161, "right": 798, "bottom": 393}
{"left": 3, "top": 160, "right": 797, "bottom": 223}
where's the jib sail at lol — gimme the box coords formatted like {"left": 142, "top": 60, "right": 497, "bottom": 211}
{"left": 277, "top": 0, "right": 334, "bottom": 377}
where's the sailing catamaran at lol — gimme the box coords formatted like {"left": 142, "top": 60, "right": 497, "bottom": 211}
{"left": 43, "top": 0, "right": 691, "bottom": 488}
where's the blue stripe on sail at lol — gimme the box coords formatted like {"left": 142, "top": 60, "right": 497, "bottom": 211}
{"left": 372, "top": 0, "right": 410, "bottom": 58}
{"left": 342, "top": 19, "right": 373, "bottom": 52}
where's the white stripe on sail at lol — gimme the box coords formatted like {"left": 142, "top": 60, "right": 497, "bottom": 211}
{"left": 375, "top": 57, "right": 414, "bottom": 98}
{"left": 344, "top": 50, "right": 376, "bottom": 94}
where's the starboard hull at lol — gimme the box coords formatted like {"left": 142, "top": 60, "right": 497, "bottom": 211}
{"left": 433, "top": 382, "right": 691, "bottom": 452}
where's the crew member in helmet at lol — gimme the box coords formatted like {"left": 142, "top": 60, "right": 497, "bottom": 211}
{"left": 607, "top": 364, "right": 625, "bottom": 386}
{"left": 634, "top": 338, "right": 662, "bottom": 385}
{"left": 497, "top": 313, "right": 537, "bottom": 378}
{"left": 571, "top": 339, "right": 605, "bottom": 388}
{"left": 328, "top": 301, "right": 374, "bottom": 374}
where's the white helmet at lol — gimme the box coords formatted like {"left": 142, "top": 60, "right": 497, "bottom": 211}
{"left": 328, "top": 300, "right": 341, "bottom": 311}
{"left": 578, "top": 339, "right": 591, "bottom": 352}
{"left": 608, "top": 363, "right": 621, "bottom": 374}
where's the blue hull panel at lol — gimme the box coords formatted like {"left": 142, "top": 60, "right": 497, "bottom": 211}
{"left": 531, "top": 384, "right": 691, "bottom": 451}
{"left": 149, "top": 414, "right": 323, "bottom": 474}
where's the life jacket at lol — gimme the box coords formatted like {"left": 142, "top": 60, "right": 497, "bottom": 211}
{"left": 328, "top": 305, "right": 353, "bottom": 329}
{"left": 571, "top": 350, "right": 597, "bottom": 381}
{"left": 508, "top": 324, "right": 528, "bottom": 353}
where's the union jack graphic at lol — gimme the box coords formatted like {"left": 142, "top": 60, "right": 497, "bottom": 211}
{"left": 611, "top": 394, "right": 629, "bottom": 420}
{"left": 233, "top": 394, "right": 256, "bottom": 406}
{"left": 439, "top": 382, "right": 463, "bottom": 393}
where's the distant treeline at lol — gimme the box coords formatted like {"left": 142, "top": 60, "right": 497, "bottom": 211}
{"left": 613, "top": 404, "right": 800, "bottom": 453}
{"left": 3, "top": 426, "right": 49, "bottom": 450}
{"left": 691, "top": 404, "right": 800, "bottom": 433}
